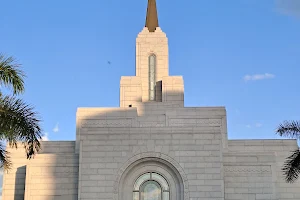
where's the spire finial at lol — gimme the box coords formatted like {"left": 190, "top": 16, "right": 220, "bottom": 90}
{"left": 145, "top": 0, "right": 159, "bottom": 32}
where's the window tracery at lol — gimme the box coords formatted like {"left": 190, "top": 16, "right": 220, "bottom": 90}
{"left": 133, "top": 172, "right": 170, "bottom": 200}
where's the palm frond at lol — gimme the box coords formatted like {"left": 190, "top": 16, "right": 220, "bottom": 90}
{"left": 0, "top": 96, "right": 42, "bottom": 160}
{"left": 276, "top": 120, "right": 300, "bottom": 139}
{"left": 0, "top": 54, "right": 25, "bottom": 95}
{"left": 282, "top": 149, "right": 300, "bottom": 183}
{"left": 0, "top": 142, "right": 12, "bottom": 171}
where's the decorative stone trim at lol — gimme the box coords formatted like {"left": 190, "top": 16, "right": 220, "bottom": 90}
{"left": 81, "top": 118, "right": 222, "bottom": 128}
{"left": 113, "top": 152, "right": 189, "bottom": 200}
{"left": 169, "top": 118, "right": 222, "bottom": 127}
{"left": 224, "top": 165, "right": 271, "bottom": 173}
{"left": 139, "top": 121, "right": 165, "bottom": 127}
{"left": 81, "top": 119, "right": 132, "bottom": 127}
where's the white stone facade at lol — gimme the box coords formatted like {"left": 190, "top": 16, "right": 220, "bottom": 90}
{"left": 2, "top": 11, "right": 300, "bottom": 200}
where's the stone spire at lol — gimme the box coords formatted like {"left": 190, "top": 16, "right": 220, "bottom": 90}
{"left": 145, "top": 0, "right": 159, "bottom": 32}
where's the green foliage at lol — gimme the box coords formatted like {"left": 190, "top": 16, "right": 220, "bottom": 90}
{"left": 282, "top": 149, "right": 300, "bottom": 183}
{"left": 276, "top": 120, "right": 300, "bottom": 183}
{"left": 0, "top": 54, "right": 42, "bottom": 171}
{"left": 277, "top": 121, "right": 300, "bottom": 139}
{"left": 0, "top": 54, "right": 25, "bottom": 95}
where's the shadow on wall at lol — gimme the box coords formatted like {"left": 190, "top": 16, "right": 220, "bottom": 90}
{"left": 75, "top": 89, "right": 227, "bottom": 200}
{"left": 76, "top": 89, "right": 187, "bottom": 152}
{"left": 4, "top": 90, "right": 187, "bottom": 200}
{"left": 15, "top": 166, "right": 26, "bottom": 200}
{"left": 4, "top": 142, "right": 78, "bottom": 200}
{"left": 121, "top": 89, "right": 185, "bottom": 113}
{"left": 7, "top": 90, "right": 225, "bottom": 199}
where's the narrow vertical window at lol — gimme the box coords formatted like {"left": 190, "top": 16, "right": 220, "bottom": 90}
{"left": 149, "top": 54, "right": 156, "bottom": 101}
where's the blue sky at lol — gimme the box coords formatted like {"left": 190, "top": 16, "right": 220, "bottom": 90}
{"left": 1, "top": 0, "right": 300, "bottom": 140}
{"left": 0, "top": 0, "right": 300, "bottom": 196}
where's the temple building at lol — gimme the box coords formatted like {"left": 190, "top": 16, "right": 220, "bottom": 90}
{"left": 2, "top": 0, "right": 300, "bottom": 199}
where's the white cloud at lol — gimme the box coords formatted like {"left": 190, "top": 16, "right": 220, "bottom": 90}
{"left": 246, "top": 123, "right": 263, "bottom": 128}
{"left": 243, "top": 73, "right": 275, "bottom": 82}
{"left": 41, "top": 132, "right": 49, "bottom": 141}
{"left": 276, "top": 0, "right": 300, "bottom": 17}
{"left": 53, "top": 123, "right": 59, "bottom": 133}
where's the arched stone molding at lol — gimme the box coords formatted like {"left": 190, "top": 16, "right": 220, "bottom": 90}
{"left": 113, "top": 152, "right": 189, "bottom": 200}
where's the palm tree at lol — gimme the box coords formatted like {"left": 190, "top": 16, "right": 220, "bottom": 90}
{"left": 276, "top": 120, "right": 300, "bottom": 183}
{"left": 0, "top": 54, "right": 42, "bottom": 170}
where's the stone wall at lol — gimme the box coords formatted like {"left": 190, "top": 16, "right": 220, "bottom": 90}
{"left": 2, "top": 141, "right": 78, "bottom": 200}
{"left": 224, "top": 140, "right": 300, "bottom": 200}
{"left": 77, "top": 106, "right": 227, "bottom": 200}
{"left": 3, "top": 111, "right": 300, "bottom": 200}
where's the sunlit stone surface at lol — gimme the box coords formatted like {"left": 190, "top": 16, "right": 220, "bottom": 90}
{"left": 2, "top": 0, "right": 300, "bottom": 200}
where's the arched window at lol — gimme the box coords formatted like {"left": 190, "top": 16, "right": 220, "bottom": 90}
{"left": 133, "top": 172, "right": 170, "bottom": 200}
{"left": 148, "top": 54, "right": 156, "bottom": 101}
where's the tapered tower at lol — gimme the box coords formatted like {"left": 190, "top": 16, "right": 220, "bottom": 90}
{"left": 120, "top": 0, "right": 184, "bottom": 108}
